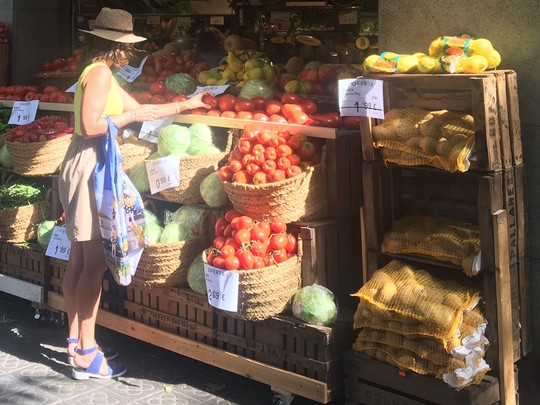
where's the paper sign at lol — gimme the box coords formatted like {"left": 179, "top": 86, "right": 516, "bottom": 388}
{"left": 339, "top": 11, "right": 358, "bottom": 25}
{"left": 270, "top": 11, "right": 290, "bottom": 25}
{"left": 139, "top": 117, "right": 172, "bottom": 143}
{"left": 45, "top": 226, "right": 71, "bottom": 261}
{"left": 65, "top": 82, "right": 77, "bottom": 93}
{"left": 116, "top": 56, "right": 148, "bottom": 83}
{"left": 190, "top": 84, "right": 229, "bottom": 97}
{"left": 210, "top": 16, "right": 224, "bottom": 25}
{"left": 8, "top": 100, "right": 39, "bottom": 125}
{"left": 146, "top": 156, "right": 180, "bottom": 194}
{"left": 177, "top": 17, "right": 192, "bottom": 27}
{"left": 204, "top": 264, "right": 239, "bottom": 311}
{"left": 338, "top": 78, "right": 385, "bottom": 119}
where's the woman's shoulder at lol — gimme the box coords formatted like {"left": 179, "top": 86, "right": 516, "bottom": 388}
{"left": 81, "top": 62, "right": 112, "bottom": 81}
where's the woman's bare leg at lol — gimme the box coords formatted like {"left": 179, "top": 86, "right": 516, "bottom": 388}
{"left": 62, "top": 241, "right": 84, "bottom": 357}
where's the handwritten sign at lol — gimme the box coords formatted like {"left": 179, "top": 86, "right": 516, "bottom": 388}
{"left": 190, "top": 84, "right": 229, "bottom": 97}
{"left": 210, "top": 16, "right": 224, "bottom": 25}
{"left": 139, "top": 117, "right": 172, "bottom": 143}
{"left": 204, "top": 264, "right": 239, "bottom": 311}
{"left": 45, "top": 226, "right": 71, "bottom": 261}
{"left": 8, "top": 101, "right": 39, "bottom": 125}
{"left": 339, "top": 11, "right": 358, "bottom": 25}
{"left": 146, "top": 156, "right": 180, "bottom": 194}
{"left": 116, "top": 56, "right": 148, "bottom": 83}
{"left": 338, "top": 78, "right": 385, "bottom": 119}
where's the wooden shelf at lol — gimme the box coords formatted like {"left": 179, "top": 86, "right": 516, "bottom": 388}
{"left": 0, "top": 101, "right": 74, "bottom": 112}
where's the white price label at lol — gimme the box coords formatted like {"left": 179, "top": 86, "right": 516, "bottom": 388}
{"left": 45, "top": 226, "right": 71, "bottom": 261}
{"left": 8, "top": 100, "right": 38, "bottom": 125}
{"left": 339, "top": 11, "right": 358, "bottom": 25}
{"left": 210, "top": 16, "right": 224, "bottom": 25}
{"left": 204, "top": 263, "right": 239, "bottom": 311}
{"left": 191, "top": 84, "right": 229, "bottom": 97}
{"left": 116, "top": 56, "right": 148, "bottom": 83}
{"left": 338, "top": 78, "right": 385, "bottom": 119}
{"left": 139, "top": 117, "right": 172, "bottom": 143}
{"left": 65, "top": 82, "right": 77, "bottom": 93}
{"left": 146, "top": 156, "right": 180, "bottom": 194}
{"left": 270, "top": 11, "right": 290, "bottom": 25}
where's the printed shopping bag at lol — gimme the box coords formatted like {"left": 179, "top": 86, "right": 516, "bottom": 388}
{"left": 94, "top": 116, "right": 147, "bottom": 286}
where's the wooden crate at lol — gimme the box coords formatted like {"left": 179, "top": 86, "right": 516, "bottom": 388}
{"left": 49, "top": 257, "right": 66, "bottom": 294}
{"left": 124, "top": 282, "right": 216, "bottom": 345}
{"left": 215, "top": 310, "right": 356, "bottom": 402}
{"left": 359, "top": 70, "right": 522, "bottom": 172}
{"left": 344, "top": 351, "right": 501, "bottom": 405}
{"left": 0, "top": 242, "right": 49, "bottom": 286}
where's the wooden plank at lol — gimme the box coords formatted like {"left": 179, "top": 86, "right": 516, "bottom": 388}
{"left": 492, "top": 210, "right": 516, "bottom": 405}
{"left": 517, "top": 257, "right": 532, "bottom": 357}
{"left": 493, "top": 71, "right": 513, "bottom": 170}
{"left": 478, "top": 174, "right": 504, "bottom": 272}
{"left": 504, "top": 71, "right": 523, "bottom": 165}
{"left": 0, "top": 273, "right": 44, "bottom": 303}
{"left": 47, "top": 291, "right": 331, "bottom": 403}
{"left": 502, "top": 168, "right": 519, "bottom": 265}
{"left": 514, "top": 165, "right": 526, "bottom": 260}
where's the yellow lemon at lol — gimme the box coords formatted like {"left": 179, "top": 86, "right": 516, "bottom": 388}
{"left": 462, "top": 54, "right": 488, "bottom": 73}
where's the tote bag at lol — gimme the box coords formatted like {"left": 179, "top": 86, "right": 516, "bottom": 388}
{"left": 94, "top": 117, "right": 147, "bottom": 286}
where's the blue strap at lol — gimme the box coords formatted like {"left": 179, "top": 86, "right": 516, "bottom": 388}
{"left": 75, "top": 345, "right": 98, "bottom": 355}
{"left": 85, "top": 351, "right": 105, "bottom": 375}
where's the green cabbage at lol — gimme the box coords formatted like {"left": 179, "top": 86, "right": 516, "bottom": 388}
{"left": 165, "top": 73, "right": 197, "bottom": 95}
{"left": 158, "top": 124, "right": 191, "bottom": 156}
{"left": 159, "top": 223, "right": 188, "bottom": 243}
{"left": 144, "top": 209, "right": 160, "bottom": 225}
{"left": 187, "top": 123, "right": 213, "bottom": 155}
{"left": 163, "top": 205, "right": 206, "bottom": 239}
{"left": 238, "top": 79, "right": 275, "bottom": 99}
{"left": 129, "top": 162, "right": 150, "bottom": 193}
{"left": 0, "top": 144, "right": 13, "bottom": 168}
{"left": 190, "top": 145, "right": 221, "bottom": 156}
{"left": 149, "top": 151, "right": 162, "bottom": 160}
{"left": 200, "top": 172, "right": 229, "bottom": 207}
{"left": 292, "top": 284, "right": 338, "bottom": 326}
{"left": 145, "top": 221, "right": 163, "bottom": 244}
{"left": 187, "top": 253, "right": 207, "bottom": 295}
{"left": 37, "top": 220, "right": 56, "bottom": 249}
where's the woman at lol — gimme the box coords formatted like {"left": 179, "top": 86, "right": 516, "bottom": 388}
{"left": 59, "top": 7, "right": 211, "bottom": 380}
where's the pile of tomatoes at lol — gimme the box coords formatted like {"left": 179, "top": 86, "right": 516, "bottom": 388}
{"left": 205, "top": 210, "right": 298, "bottom": 271}
{"left": 218, "top": 125, "right": 322, "bottom": 185}
{"left": 6, "top": 115, "right": 73, "bottom": 143}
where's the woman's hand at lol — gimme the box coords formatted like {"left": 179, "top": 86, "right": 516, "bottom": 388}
{"left": 183, "top": 91, "right": 213, "bottom": 111}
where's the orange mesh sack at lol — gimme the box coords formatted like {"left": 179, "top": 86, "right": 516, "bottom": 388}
{"left": 351, "top": 259, "right": 481, "bottom": 349}
{"left": 381, "top": 216, "right": 481, "bottom": 276}
{"left": 372, "top": 107, "right": 475, "bottom": 172}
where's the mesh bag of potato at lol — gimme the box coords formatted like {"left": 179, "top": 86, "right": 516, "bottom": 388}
{"left": 381, "top": 216, "right": 481, "bottom": 277}
{"left": 372, "top": 107, "right": 475, "bottom": 172}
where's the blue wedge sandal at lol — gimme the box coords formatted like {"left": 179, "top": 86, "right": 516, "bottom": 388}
{"left": 67, "top": 338, "right": 118, "bottom": 367}
{"left": 71, "top": 346, "right": 126, "bottom": 380}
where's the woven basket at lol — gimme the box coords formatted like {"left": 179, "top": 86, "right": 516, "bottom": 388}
{"left": 119, "top": 139, "right": 155, "bottom": 173}
{"left": 33, "top": 71, "right": 80, "bottom": 92}
{"left": 223, "top": 148, "right": 328, "bottom": 223}
{"left": 0, "top": 132, "right": 7, "bottom": 149}
{"left": 134, "top": 237, "right": 208, "bottom": 287}
{"left": 157, "top": 131, "right": 234, "bottom": 205}
{"left": 6, "top": 134, "right": 72, "bottom": 176}
{"left": 0, "top": 199, "right": 50, "bottom": 243}
{"left": 204, "top": 251, "right": 302, "bottom": 321}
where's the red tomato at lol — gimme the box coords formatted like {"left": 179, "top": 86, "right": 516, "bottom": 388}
{"left": 225, "top": 210, "right": 242, "bottom": 223}
{"left": 287, "top": 133, "right": 305, "bottom": 150}
{"left": 221, "top": 110, "right": 236, "bottom": 118}
{"left": 270, "top": 233, "right": 288, "bottom": 250}
{"left": 298, "top": 141, "right": 317, "bottom": 161}
{"left": 215, "top": 218, "right": 228, "bottom": 236}
{"left": 277, "top": 157, "right": 291, "bottom": 170}
{"left": 302, "top": 99, "right": 318, "bottom": 114}
{"left": 238, "top": 139, "right": 252, "bottom": 154}
{"left": 254, "top": 153, "right": 266, "bottom": 166}
{"left": 320, "top": 112, "right": 342, "bottom": 128}
{"left": 276, "top": 144, "right": 293, "bottom": 158}
{"left": 190, "top": 108, "right": 207, "bottom": 115}
{"left": 235, "top": 228, "right": 251, "bottom": 245}
{"left": 250, "top": 241, "right": 266, "bottom": 257}
{"left": 243, "top": 125, "right": 261, "bottom": 141}
{"left": 150, "top": 94, "right": 166, "bottom": 104}
{"left": 172, "top": 94, "right": 188, "bottom": 103}
{"left": 251, "top": 96, "right": 266, "bottom": 110}
{"left": 219, "top": 166, "right": 233, "bottom": 181}
{"left": 223, "top": 224, "right": 234, "bottom": 237}
{"left": 268, "top": 169, "right": 286, "bottom": 182}
{"left": 253, "top": 112, "right": 269, "bottom": 121}
{"left": 288, "top": 154, "right": 301, "bottom": 166}
{"left": 149, "top": 80, "right": 166, "bottom": 95}
{"left": 245, "top": 162, "right": 261, "bottom": 176}
{"left": 273, "top": 249, "right": 288, "bottom": 263}
{"left": 270, "top": 217, "right": 287, "bottom": 233}
{"left": 253, "top": 256, "right": 265, "bottom": 269}
{"left": 206, "top": 109, "right": 222, "bottom": 117}
{"left": 218, "top": 94, "right": 236, "bottom": 112}
{"left": 234, "top": 98, "right": 255, "bottom": 112}
{"left": 236, "top": 216, "right": 254, "bottom": 230}
{"left": 262, "top": 159, "right": 277, "bottom": 173}
{"left": 232, "top": 170, "right": 251, "bottom": 184}
{"left": 202, "top": 93, "right": 218, "bottom": 109}
{"left": 269, "top": 114, "right": 287, "bottom": 123}
{"left": 343, "top": 115, "right": 361, "bottom": 129}
{"left": 252, "top": 143, "right": 266, "bottom": 156}
{"left": 265, "top": 100, "right": 282, "bottom": 116}
{"left": 221, "top": 245, "right": 236, "bottom": 258}
{"left": 281, "top": 92, "right": 301, "bottom": 104}
{"left": 285, "top": 234, "right": 298, "bottom": 253}
{"left": 252, "top": 171, "right": 268, "bottom": 184}
{"left": 250, "top": 226, "right": 267, "bottom": 242}
{"left": 241, "top": 153, "right": 255, "bottom": 167}
{"left": 264, "top": 146, "right": 277, "bottom": 161}
{"left": 224, "top": 255, "right": 240, "bottom": 270}
{"left": 212, "top": 256, "right": 226, "bottom": 269}
{"left": 228, "top": 159, "right": 243, "bottom": 173}
{"left": 214, "top": 236, "right": 226, "bottom": 250}
{"left": 237, "top": 250, "right": 254, "bottom": 270}
{"left": 286, "top": 165, "right": 303, "bottom": 178}
{"left": 236, "top": 111, "right": 253, "bottom": 120}
{"left": 258, "top": 221, "right": 271, "bottom": 237}
{"left": 288, "top": 112, "right": 309, "bottom": 125}
{"left": 282, "top": 104, "right": 304, "bottom": 120}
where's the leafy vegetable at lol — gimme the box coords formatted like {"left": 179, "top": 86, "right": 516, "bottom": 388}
{"left": 165, "top": 73, "right": 197, "bottom": 95}
{"left": 37, "top": 220, "right": 56, "bottom": 249}
{"left": 146, "top": 221, "right": 163, "bottom": 244}
{"left": 200, "top": 172, "right": 229, "bottom": 207}
{"left": 129, "top": 162, "right": 150, "bottom": 193}
{"left": 159, "top": 222, "right": 188, "bottom": 243}
{"left": 158, "top": 124, "right": 191, "bottom": 156}
{"left": 292, "top": 284, "right": 338, "bottom": 326}
{"left": 144, "top": 209, "right": 160, "bottom": 225}
{"left": 187, "top": 123, "right": 214, "bottom": 155}
{"left": 0, "top": 183, "right": 43, "bottom": 209}
{"left": 239, "top": 79, "right": 275, "bottom": 100}
{"left": 0, "top": 144, "right": 13, "bottom": 168}
{"left": 187, "top": 253, "right": 207, "bottom": 295}
{"left": 163, "top": 205, "right": 206, "bottom": 239}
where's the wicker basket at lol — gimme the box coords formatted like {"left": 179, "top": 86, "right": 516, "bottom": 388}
{"left": 6, "top": 134, "right": 72, "bottom": 176}
{"left": 223, "top": 148, "right": 328, "bottom": 223}
{"left": 157, "top": 131, "right": 234, "bottom": 205}
{"left": 134, "top": 237, "right": 208, "bottom": 287}
{"left": 33, "top": 71, "right": 80, "bottom": 92}
{"left": 119, "top": 139, "right": 155, "bottom": 173}
{"left": 204, "top": 251, "right": 302, "bottom": 321}
{"left": 0, "top": 199, "right": 50, "bottom": 243}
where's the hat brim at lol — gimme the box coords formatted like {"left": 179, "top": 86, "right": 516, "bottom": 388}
{"left": 80, "top": 28, "right": 146, "bottom": 43}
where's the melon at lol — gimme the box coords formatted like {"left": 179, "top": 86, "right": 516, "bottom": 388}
{"left": 284, "top": 56, "right": 305, "bottom": 76}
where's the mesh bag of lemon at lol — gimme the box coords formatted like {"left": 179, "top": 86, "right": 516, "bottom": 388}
{"left": 381, "top": 215, "right": 481, "bottom": 277}
{"left": 372, "top": 107, "right": 476, "bottom": 172}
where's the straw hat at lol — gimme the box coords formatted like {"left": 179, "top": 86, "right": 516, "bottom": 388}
{"left": 80, "top": 8, "right": 146, "bottom": 43}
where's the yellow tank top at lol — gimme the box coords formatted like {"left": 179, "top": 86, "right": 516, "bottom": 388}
{"left": 73, "top": 62, "right": 124, "bottom": 136}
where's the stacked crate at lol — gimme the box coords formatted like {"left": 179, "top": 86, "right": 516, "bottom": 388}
{"left": 346, "top": 70, "right": 528, "bottom": 404}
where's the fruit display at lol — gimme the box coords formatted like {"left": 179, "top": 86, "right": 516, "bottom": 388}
{"left": 36, "top": 48, "right": 82, "bottom": 74}
{"left": 0, "top": 21, "right": 10, "bottom": 44}
{"left": 6, "top": 115, "right": 72, "bottom": 143}
{"left": 206, "top": 210, "right": 299, "bottom": 270}
{"left": 0, "top": 84, "right": 73, "bottom": 103}
{"left": 133, "top": 51, "right": 206, "bottom": 86}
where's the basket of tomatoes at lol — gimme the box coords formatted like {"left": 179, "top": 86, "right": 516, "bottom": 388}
{"left": 6, "top": 115, "right": 73, "bottom": 176}
{"left": 203, "top": 211, "right": 301, "bottom": 321}
{"left": 219, "top": 125, "right": 328, "bottom": 223}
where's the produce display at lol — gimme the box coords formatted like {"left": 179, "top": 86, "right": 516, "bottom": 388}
{"left": 0, "top": 181, "right": 43, "bottom": 209}
{"left": 36, "top": 48, "right": 82, "bottom": 75}
{"left": 0, "top": 106, "right": 13, "bottom": 134}
{"left": 292, "top": 284, "right": 338, "bottom": 326}
{"left": 0, "top": 21, "right": 10, "bottom": 44}
{"left": 5, "top": 115, "right": 73, "bottom": 143}
{"left": 0, "top": 84, "right": 73, "bottom": 103}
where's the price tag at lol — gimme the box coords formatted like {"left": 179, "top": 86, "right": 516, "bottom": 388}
{"left": 204, "top": 263, "right": 239, "bottom": 311}
{"left": 8, "top": 100, "right": 39, "bottom": 125}
{"left": 116, "top": 56, "right": 148, "bottom": 83}
{"left": 65, "top": 82, "right": 77, "bottom": 93}
{"left": 190, "top": 84, "right": 229, "bottom": 97}
{"left": 177, "top": 17, "right": 192, "bottom": 27}
{"left": 270, "top": 11, "right": 290, "bottom": 25}
{"left": 146, "top": 156, "right": 180, "bottom": 194}
{"left": 139, "top": 117, "right": 172, "bottom": 144}
{"left": 339, "top": 11, "right": 358, "bottom": 25}
{"left": 210, "top": 16, "right": 224, "bottom": 25}
{"left": 146, "top": 16, "right": 161, "bottom": 25}
{"left": 338, "top": 78, "right": 385, "bottom": 119}
{"left": 45, "top": 226, "right": 71, "bottom": 261}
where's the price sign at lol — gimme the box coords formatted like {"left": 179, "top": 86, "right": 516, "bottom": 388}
{"left": 210, "top": 16, "right": 224, "bottom": 25}
{"left": 45, "top": 226, "right": 71, "bottom": 261}
{"left": 270, "top": 11, "right": 290, "bottom": 25}
{"left": 8, "top": 100, "right": 38, "bottom": 125}
{"left": 190, "top": 84, "right": 229, "bottom": 97}
{"left": 339, "top": 11, "right": 358, "bottom": 25}
{"left": 139, "top": 117, "right": 172, "bottom": 143}
{"left": 204, "top": 263, "right": 239, "bottom": 311}
{"left": 146, "top": 156, "right": 180, "bottom": 194}
{"left": 338, "top": 78, "right": 385, "bottom": 119}
{"left": 116, "top": 56, "right": 148, "bottom": 83}
{"left": 65, "top": 82, "right": 77, "bottom": 93}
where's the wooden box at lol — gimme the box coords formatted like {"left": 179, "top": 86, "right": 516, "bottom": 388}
{"left": 359, "top": 70, "right": 522, "bottom": 172}
{"left": 344, "top": 351, "right": 501, "bottom": 405}
{"left": 215, "top": 310, "right": 356, "bottom": 402}
{"left": 124, "top": 282, "right": 216, "bottom": 345}
{"left": 49, "top": 257, "right": 66, "bottom": 294}
{"left": 0, "top": 242, "right": 48, "bottom": 286}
